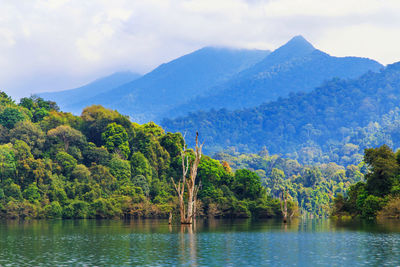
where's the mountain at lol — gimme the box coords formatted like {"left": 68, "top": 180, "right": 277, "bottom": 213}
{"left": 165, "top": 36, "right": 383, "bottom": 118}
{"left": 39, "top": 71, "right": 141, "bottom": 114}
{"left": 162, "top": 62, "right": 400, "bottom": 166}
{"left": 70, "top": 47, "right": 270, "bottom": 123}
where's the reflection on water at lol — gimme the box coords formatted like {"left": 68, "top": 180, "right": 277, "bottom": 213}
{"left": 0, "top": 218, "right": 400, "bottom": 266}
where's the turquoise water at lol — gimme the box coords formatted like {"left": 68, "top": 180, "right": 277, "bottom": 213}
{"left": 0, "top": 219, "right": 400, "bottom": 266}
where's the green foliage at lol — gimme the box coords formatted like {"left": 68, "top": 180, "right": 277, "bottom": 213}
{"left": 47, "top": 125, "right": 86, "bottom": 152}
{"left": 71, "top": 164, "right": 91, "bottom": 182}
{"left": 162, "top": 63, "right": 400, "bottom": 166}
{"left": 10, "top": 121, "right": 45, "bottom": 157}
{"left": 0, "top": 144, "right": 16, "bottom": 181}
{"left": 44, "top": 201, "right": 62, "bottom": 218}
{"left": 56, "top": 152, "right": 77, "bottom": 176}
{"left": 102, "top": 123, "right": 130, "bottom": 159}
{"left": 233, "top": 169, "right": 263, "bottom": 200}
{"left": 82, "top": 142, "right": 110, "bottom": 166}
{"left": 108, "top": 155, "right": 131, "bottom": 182}
{"left": 19, "top": 96, "right": 59, "bottom": 122}
{"left": 362, "top": 195, "right": 384, "bottom": 218}
{"left": 159, "top": 132, "right": 184, "bottom": 158}
{"left": 214, "top": 150, "right": 362, "bottom": 217}
{"left": 364, "top": 145, "right": 398, "bottom": 197}
{"left": 23, "top": 182, "right": 41, "bottom": 202}
{"left": 130, "top": 152, "right": 152, "bottom": 183}
{"left": 0, "top": 107, "right": 25, "bottom": 129}
{"left": 4, "top": 182, "right": 23, "bottom": 200}
{"left": 81, "top": 105, "right": 132, "bottom": 146}
{"left": 333, "top": 144, "right": 400, "bottom": 219}
{"left": 0, "top": 94, "right": 289, "bottom": 219}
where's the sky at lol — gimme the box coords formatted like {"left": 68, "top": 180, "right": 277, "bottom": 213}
{"left": 1, "top": 0, "right": 400, "bottom": 99}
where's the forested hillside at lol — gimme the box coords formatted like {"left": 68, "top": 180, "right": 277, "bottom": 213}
{"left": 216, "top": 149, "right": 364, "bottom": 217}
{"left": 0, "top": 92, "right": 291, "bottom": 219}
{"left": 165, "top": 36, "right": 382, "bottom": 118}
{"left": 163, "top": 62, "right": 400, "bottom": 166}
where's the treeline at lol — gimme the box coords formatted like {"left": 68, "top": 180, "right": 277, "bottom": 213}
{"left": 332, "top": 145, "right": 400, "bottom": 219}
{"left": 214, "top": 149, "right": 364, "bottom": 217}
{"left": 0, "top": 92, "right": 293, "bottom": 219}
{"left": 162, "top": 62, "right": 400, "bottom": 166}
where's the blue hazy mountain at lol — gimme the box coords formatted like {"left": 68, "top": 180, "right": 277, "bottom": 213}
{"left": 39, "top": 71, "right": 141, "bottom": 113}
{"left": 68, "top": 47, "right": 270, "bottom": 123}
{"left": 165, "top": 36, "right": 383, "bottom": 118}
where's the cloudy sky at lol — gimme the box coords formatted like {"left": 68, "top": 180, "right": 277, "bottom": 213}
{"left": 1, "top": 0, "right": 400, "bottom": 98}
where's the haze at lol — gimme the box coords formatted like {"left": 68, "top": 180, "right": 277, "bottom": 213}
{"left": 1, "top": 0, "right": 400, "bottom": 98}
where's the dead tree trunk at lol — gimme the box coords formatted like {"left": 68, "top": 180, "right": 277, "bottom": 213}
{"left": 168, "top": 211, "right": 173, "bottom": 225}
{"left": 172, "top": 132, "right": 203, "bottom": 224}
{"left": 280, "top": 189, "right": 288, "bottom": 223}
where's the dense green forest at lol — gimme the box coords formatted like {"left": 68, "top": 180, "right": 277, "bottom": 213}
{"left": 163, "top": 62, "right": 400, "bottom": 166}
{"left": 332, "top": 145, "right": 400, "bottom": 219}
{"left": 215, "top": 149, "right": 364, "bottom": 217}
{"left": 0, "top": 91, "right": 293, "bottom": 219}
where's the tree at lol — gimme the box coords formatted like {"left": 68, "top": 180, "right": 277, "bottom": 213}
{"left": 47, "top": 125, "right": 85, "bottom": 152}
{"left": 81, "top": 105, "right": 132, "bottom": 146}
{"left": 0, "top": 107, "right": 25, "bottom": 129}
{"left": 19, "top": 96, "right": 58, "bottom": 122}
{"left": 132, "top": 175, "right": 150, "bottom": 197}
{"left": 130, "top": 152, "right": 152, "bottom": 183}
{"left": 171, "top": 132, "right": 203, "bottom": 224}
{"left": 55, "top": 151, "right": 77, "bottom": 177}
{"left": 10, "top": 121, "right": 45, "bottom": 157}
{"left": 0, "top": 144, "right": 16, "bottom": 182}
{"left": 71, "top": 164, "right": 91, "bottom": 182}
{"left": 364, "top": 145, "right": 398, "bottom": 197}
{"left": 302, "top": 167, "right": 322, "bottom": 187}
{"left": 23, "top": 182, "right": 41, "bottom": 202}
{"left": 108, "top": 155, "right": 131, "bottom": 182}
{"left": 233, "top": 169, "right": 263, "bottom": 200}
{"left": 82, "top": 142, "right": 111, "bottom": 166}
{"left": 40, "top": 110, "right": 82, "bottom": 132}
{"left": 101, "top": 123, "right": 130, "bottom": 159}
{"left": 160, "top": 132, "right": 184, "bottom": 158}
{"left": 90, "top": 164, "right": 117, "bottom": 194}
{"left": 269, "top": 168, "right": 285, "bottom": 197}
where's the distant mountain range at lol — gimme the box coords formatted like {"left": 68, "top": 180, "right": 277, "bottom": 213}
{"left": 162, "top": 62, "right": 400, "bottom": 165}
{"left": 39, "top": 71, "right": 141, "bottom": 113}
{"left": 166, "top": 36, "right": 383, "bottom": 118}
{"left": 40, "top": 35, "right": 382, "bottom": 124}
{"left": 40, "top": 47, "right": 270, "bottom": 120}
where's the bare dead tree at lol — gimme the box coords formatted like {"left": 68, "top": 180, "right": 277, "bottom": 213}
{"left": 171, "top": 132, "right": 203, "bottom": 224}
{"left": 280, "top": 189, "right": 289, "bottom": 223}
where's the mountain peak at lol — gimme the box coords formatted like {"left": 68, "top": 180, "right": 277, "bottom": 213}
{"left": 287, "top": 35, "right": 314, "bottom": 47}
{"left": 267, "top": 35, "right": 316, "bottom": 63}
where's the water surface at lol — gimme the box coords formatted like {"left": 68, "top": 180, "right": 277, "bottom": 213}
{"left": 0, "top": 219, "right": 400, "bottom": 266}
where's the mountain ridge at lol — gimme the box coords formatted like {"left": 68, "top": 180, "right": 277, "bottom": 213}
{"left": 39, "top": 71, "right": 141, "bottom": 113}
{"left": 69, "top": 46, "right": 271, "bottom": 122}
{"left": 164, "top": 37, "right": 383, "bottom": 119}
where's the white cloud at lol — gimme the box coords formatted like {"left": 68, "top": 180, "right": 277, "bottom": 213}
{"left": 0, "top": 0, "right": 399, "bottom": 98}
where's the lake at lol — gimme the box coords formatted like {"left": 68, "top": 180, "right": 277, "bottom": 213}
{"left": 0, "top": 219, "right": 400, "bottom": 266}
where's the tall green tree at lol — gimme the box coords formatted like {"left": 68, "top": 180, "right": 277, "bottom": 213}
{"left": 101, "top": 123, "right": 130, "bottom": 159}
{"left": 47, "top": 125, "right": 86, "bottom": 152}
{"left": 364, "top": 145, "right": 399, "bottom": 197}
{"left": 0, "top": 107, "right": 25, "bottom": 129}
